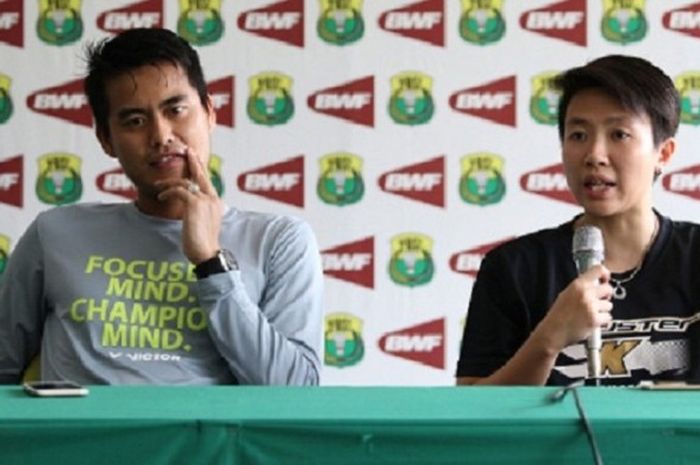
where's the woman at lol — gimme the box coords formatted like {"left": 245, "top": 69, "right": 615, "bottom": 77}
{"left": 456, "top": 55, "right": 700, "bottom": 386}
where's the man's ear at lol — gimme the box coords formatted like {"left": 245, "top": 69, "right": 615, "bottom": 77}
{"left": 97, "top": 128, "right": 116, "bottom": 158}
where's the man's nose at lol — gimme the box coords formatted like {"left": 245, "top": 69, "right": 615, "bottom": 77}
{"left": 150, "top": 114, "right": 174, "bottom": 148}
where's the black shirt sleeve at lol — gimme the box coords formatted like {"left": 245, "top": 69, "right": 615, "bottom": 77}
{"left": 456, "top": 247, "right": 530, "bottom": 378}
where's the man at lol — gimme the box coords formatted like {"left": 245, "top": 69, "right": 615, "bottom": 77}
{"left": 456, "top": 55, "right": 700, "bottom": 386}
{"left": 0, "top": 28, "right": 323, "bottom": 385}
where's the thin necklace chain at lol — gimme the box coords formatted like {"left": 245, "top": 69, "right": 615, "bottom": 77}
{"left": 610, "top": 217, "right": 659, "bottom": 300}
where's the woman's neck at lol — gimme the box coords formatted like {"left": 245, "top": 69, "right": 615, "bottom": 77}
{"left": 576, "top": 210, "right": 658, "bottom": 274}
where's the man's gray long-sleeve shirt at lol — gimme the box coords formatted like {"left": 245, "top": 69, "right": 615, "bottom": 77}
{"left": 0, "top": 203, "right": 323, "bottom": 385}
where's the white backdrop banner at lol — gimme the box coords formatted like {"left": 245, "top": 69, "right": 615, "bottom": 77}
{"left": 1, "top": 0, "right": 700, "bottom": 385}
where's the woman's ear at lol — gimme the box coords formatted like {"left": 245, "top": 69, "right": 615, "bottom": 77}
{"left": 657, "top": 137, "right": 676, "bottom": 171}
{"left": 653, "top": 137, "right": 676, "bottom": 183}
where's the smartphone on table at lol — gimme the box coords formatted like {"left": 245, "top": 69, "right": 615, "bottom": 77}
{"left": 23, "top": 380, "right": 89, "bottom": 397}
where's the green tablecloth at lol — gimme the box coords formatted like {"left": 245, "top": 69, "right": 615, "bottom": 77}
{"left": 1, "top": 385, "right": 699, "bottom": 464}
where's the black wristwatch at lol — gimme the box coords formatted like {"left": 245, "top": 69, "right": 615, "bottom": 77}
{"left": 194, "top": 249, "right": 238, "bottom": 279}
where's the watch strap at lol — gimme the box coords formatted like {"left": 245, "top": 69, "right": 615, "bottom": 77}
{"left": 194, "top": 249, "right": 238, "bottom": 279}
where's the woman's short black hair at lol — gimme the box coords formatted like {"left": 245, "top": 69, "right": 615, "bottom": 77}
{"left": 555, "top": 55, "right": 680, "bottom": 146}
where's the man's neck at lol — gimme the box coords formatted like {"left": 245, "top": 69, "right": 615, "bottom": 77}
{"left": 134, "top": 196, "right": 185, "bottom": 220}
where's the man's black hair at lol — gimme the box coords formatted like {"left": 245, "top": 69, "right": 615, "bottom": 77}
{"left": 84, "top": 28, "right": 209, "bottom": 137}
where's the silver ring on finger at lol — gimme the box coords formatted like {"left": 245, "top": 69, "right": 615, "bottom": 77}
{"left": 187, "top": 180, "right": 200, "bottom": 194}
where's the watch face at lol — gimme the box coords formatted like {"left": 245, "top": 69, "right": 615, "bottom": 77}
{"left": 220, "top": 249, "right": 238, "bottom": 270}
{"left": 195, "top": 249, "right": 239, "bottom": 279}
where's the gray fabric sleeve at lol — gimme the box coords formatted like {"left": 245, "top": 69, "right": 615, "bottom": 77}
{"left": 0, "top": 220, "right": 46, "bottom": 384}
{"left": 196, "top": 219, "right": 323, "bottom": 385}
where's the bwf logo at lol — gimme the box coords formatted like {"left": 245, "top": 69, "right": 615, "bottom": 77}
{"left": 307, "top": 76, "right": 374, "bottom": 127}
{"left": 378, "top": 318, "right": 445, "bottom": 369}
{"left": 520, "top": 163, "right": 577, "bottom": 205}
{"left": 378, "top": 156, "right": 444, "bottom": 207}
{"left": 520, "top": 0, "right": 586, "bottom": 46}
{"left": 663, "top": 165, "right": 700, "bottom": 200}
{"left": 237, "top": 156, "right": 304, "bottom": 207}
{"left": 26, "top": 78, "right": 92, "bottom": 127}
{"left": 96, "top": 167, "right": 136, "bottom": 200}
{"left": 378, "top": 0, "right": 445, "bottom": 47}
{"left": 207, "top": 76, "right": 235, "bottom": 128}
{"left": 663, "top": 2, "right": 700, "bottom": 38}
{"left": 238, "top": 0, "right": 304, "bottom": 47}
{"left": 321, "top": 237, "right": 374, "bottom": 289}
{"left": 0, "top": 155, "right": 22, "bottom": 207}
{"left": 96, "top": 0, "right": 163, "bottom": 33}
{"left": 449, "top": 76, "right": 516, "bottom": 127}
{"left": 0, "top": 0, "right": 23, "bottom": 47}
{"left": 449, "top": 238, "right": 512, "bottom": 278}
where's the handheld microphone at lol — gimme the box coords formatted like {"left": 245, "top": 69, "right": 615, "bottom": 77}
{"left": 572, "top": 225, "right": 604, "bottom": 381}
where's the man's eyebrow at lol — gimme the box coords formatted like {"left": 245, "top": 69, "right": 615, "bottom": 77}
{"left": 115, "top": 95, "right": 188, "bottom": 120}
{"left": 116, "top": 107, "right": 144, "bottom": 121}
{"left": 160, "top": 94, "right": 188, "bottom": 108}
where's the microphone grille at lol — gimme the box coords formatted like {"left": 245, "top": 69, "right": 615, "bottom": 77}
{"left": 572, "top": 225, "right": 604, "bottom": 254}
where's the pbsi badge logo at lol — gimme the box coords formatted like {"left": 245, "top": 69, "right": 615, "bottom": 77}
{"left": 389, "top": 233, "right": 435, "bottom": 287}
{"left": 459, "top": 153, "right": 506, "bottom": 206}
{"left": 177, "top": 0, "right": 224, "bottom": 45}
{"left": 208, "top": 154, "right": 224, "bottom": 198}
{"left": 36, "top": 152, "right": 82, "bottom": 205}
{"left": 37, "top": 0, "right": 83, "bottom": 45}
{"left": 317, "top": 153, "right": 364, "bottom": 206}
{"left": 675, "top": 72, "right": 700, "bottom": 126}
{"left": 325, "top": 313, "right": 364, "bottom": 368}
{"left": 601, "top": 0, "right": 647, "bottom": 44}
{"left": 97, "top": 0, "right": 163, "bottom": 33}
{"left": 389, "top": 72, "right": 434, "bottom": 125}
{"left": 0, "top": 74, "right": 13, "bottom": 124}
{"left": 459, "top": 0, "right": 506, "bottom": 45}
{"left": 0, "top": 0, "right": 23, "bottom": 48}
{"left": 317, "top": 0, "right": 364, "bottom": 45}
{"left": 0, "top": 235, "right": 10, "bottom": 276}
{"left": 247, "top": 72, "right": 294, "bottom": 126}
{"left": 529, "top": 71, "right": 562, "bottom": 126}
